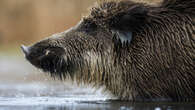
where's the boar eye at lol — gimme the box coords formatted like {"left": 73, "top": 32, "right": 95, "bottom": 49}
{"left": 44, "top": 50, "right": 50, "bottom": 56}
{"left": 43, "top": 48, "right": 56, "bottom": 56}
{"left": 43, "top": 47, "right": 64, "bottom": 56}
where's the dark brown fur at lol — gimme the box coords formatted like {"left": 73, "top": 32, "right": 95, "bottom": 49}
{"left": 22, "top": 0, "right": 195, "bottom": 102}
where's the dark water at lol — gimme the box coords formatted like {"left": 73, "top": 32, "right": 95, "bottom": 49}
{"left": 0, "top": 101, "right": 195, "bottom": 110}
{"left": 0, "top": 55, "right": 194, "bottom": 110}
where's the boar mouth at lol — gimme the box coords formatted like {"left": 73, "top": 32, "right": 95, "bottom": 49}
{"left": 21, "top": 45, "right": 77, "bottom": 79}
{"left": 40, "top": 55, "right": 73, "bottom": 78}
{"left": 39, "top": 55, "right": 81, "bottom": 79}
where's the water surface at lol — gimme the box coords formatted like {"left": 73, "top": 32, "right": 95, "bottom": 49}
{"left": 0, "top": 55, "right": 194, "bottom": 110}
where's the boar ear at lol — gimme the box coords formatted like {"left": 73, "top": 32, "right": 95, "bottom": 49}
{"left": 112, "top": 5, "right": 149, "bottom": 45}
{"left": 117, "top": 5, "right": 149, "bottom": 30}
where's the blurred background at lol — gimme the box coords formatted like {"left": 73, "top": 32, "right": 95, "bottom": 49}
{"left": 0, "top": 0, "right": 95, "bottom": 54}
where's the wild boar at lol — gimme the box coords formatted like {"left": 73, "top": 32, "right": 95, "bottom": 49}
{"left": 21, "top": 0, "right": 195, "bottom": 101}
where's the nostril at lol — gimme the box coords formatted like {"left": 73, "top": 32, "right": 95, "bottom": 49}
{"left": 21, "top": 45, "right": 30, "bottom": 56}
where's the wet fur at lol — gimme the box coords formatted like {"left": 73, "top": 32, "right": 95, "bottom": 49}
{"left": 25, "top": 0, "right": 195, "bottom": 102}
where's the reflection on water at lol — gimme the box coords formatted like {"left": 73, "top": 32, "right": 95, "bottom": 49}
{"left": 0, "top": 101, "right": 195, "bottom": 110}
{"left": 0, "top": 55, "right": 195, "bottom": 110}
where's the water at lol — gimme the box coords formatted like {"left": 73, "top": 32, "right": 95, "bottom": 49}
{"left": 0, "top": 55, "right": 194, "bottom": 110}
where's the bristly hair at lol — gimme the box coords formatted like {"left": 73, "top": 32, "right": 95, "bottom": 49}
{"left": 95, "top": 0, "right": 195, "bottom": 16}
{"left": 161, "top": 0, "right": 195, "bottom": 16}
{"left": 89, "top": 0, "right": 149, "bottom": 30}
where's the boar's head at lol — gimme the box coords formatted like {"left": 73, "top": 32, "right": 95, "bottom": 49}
{"left": 21, "top": 1, "right": 148, "bottom": 80}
